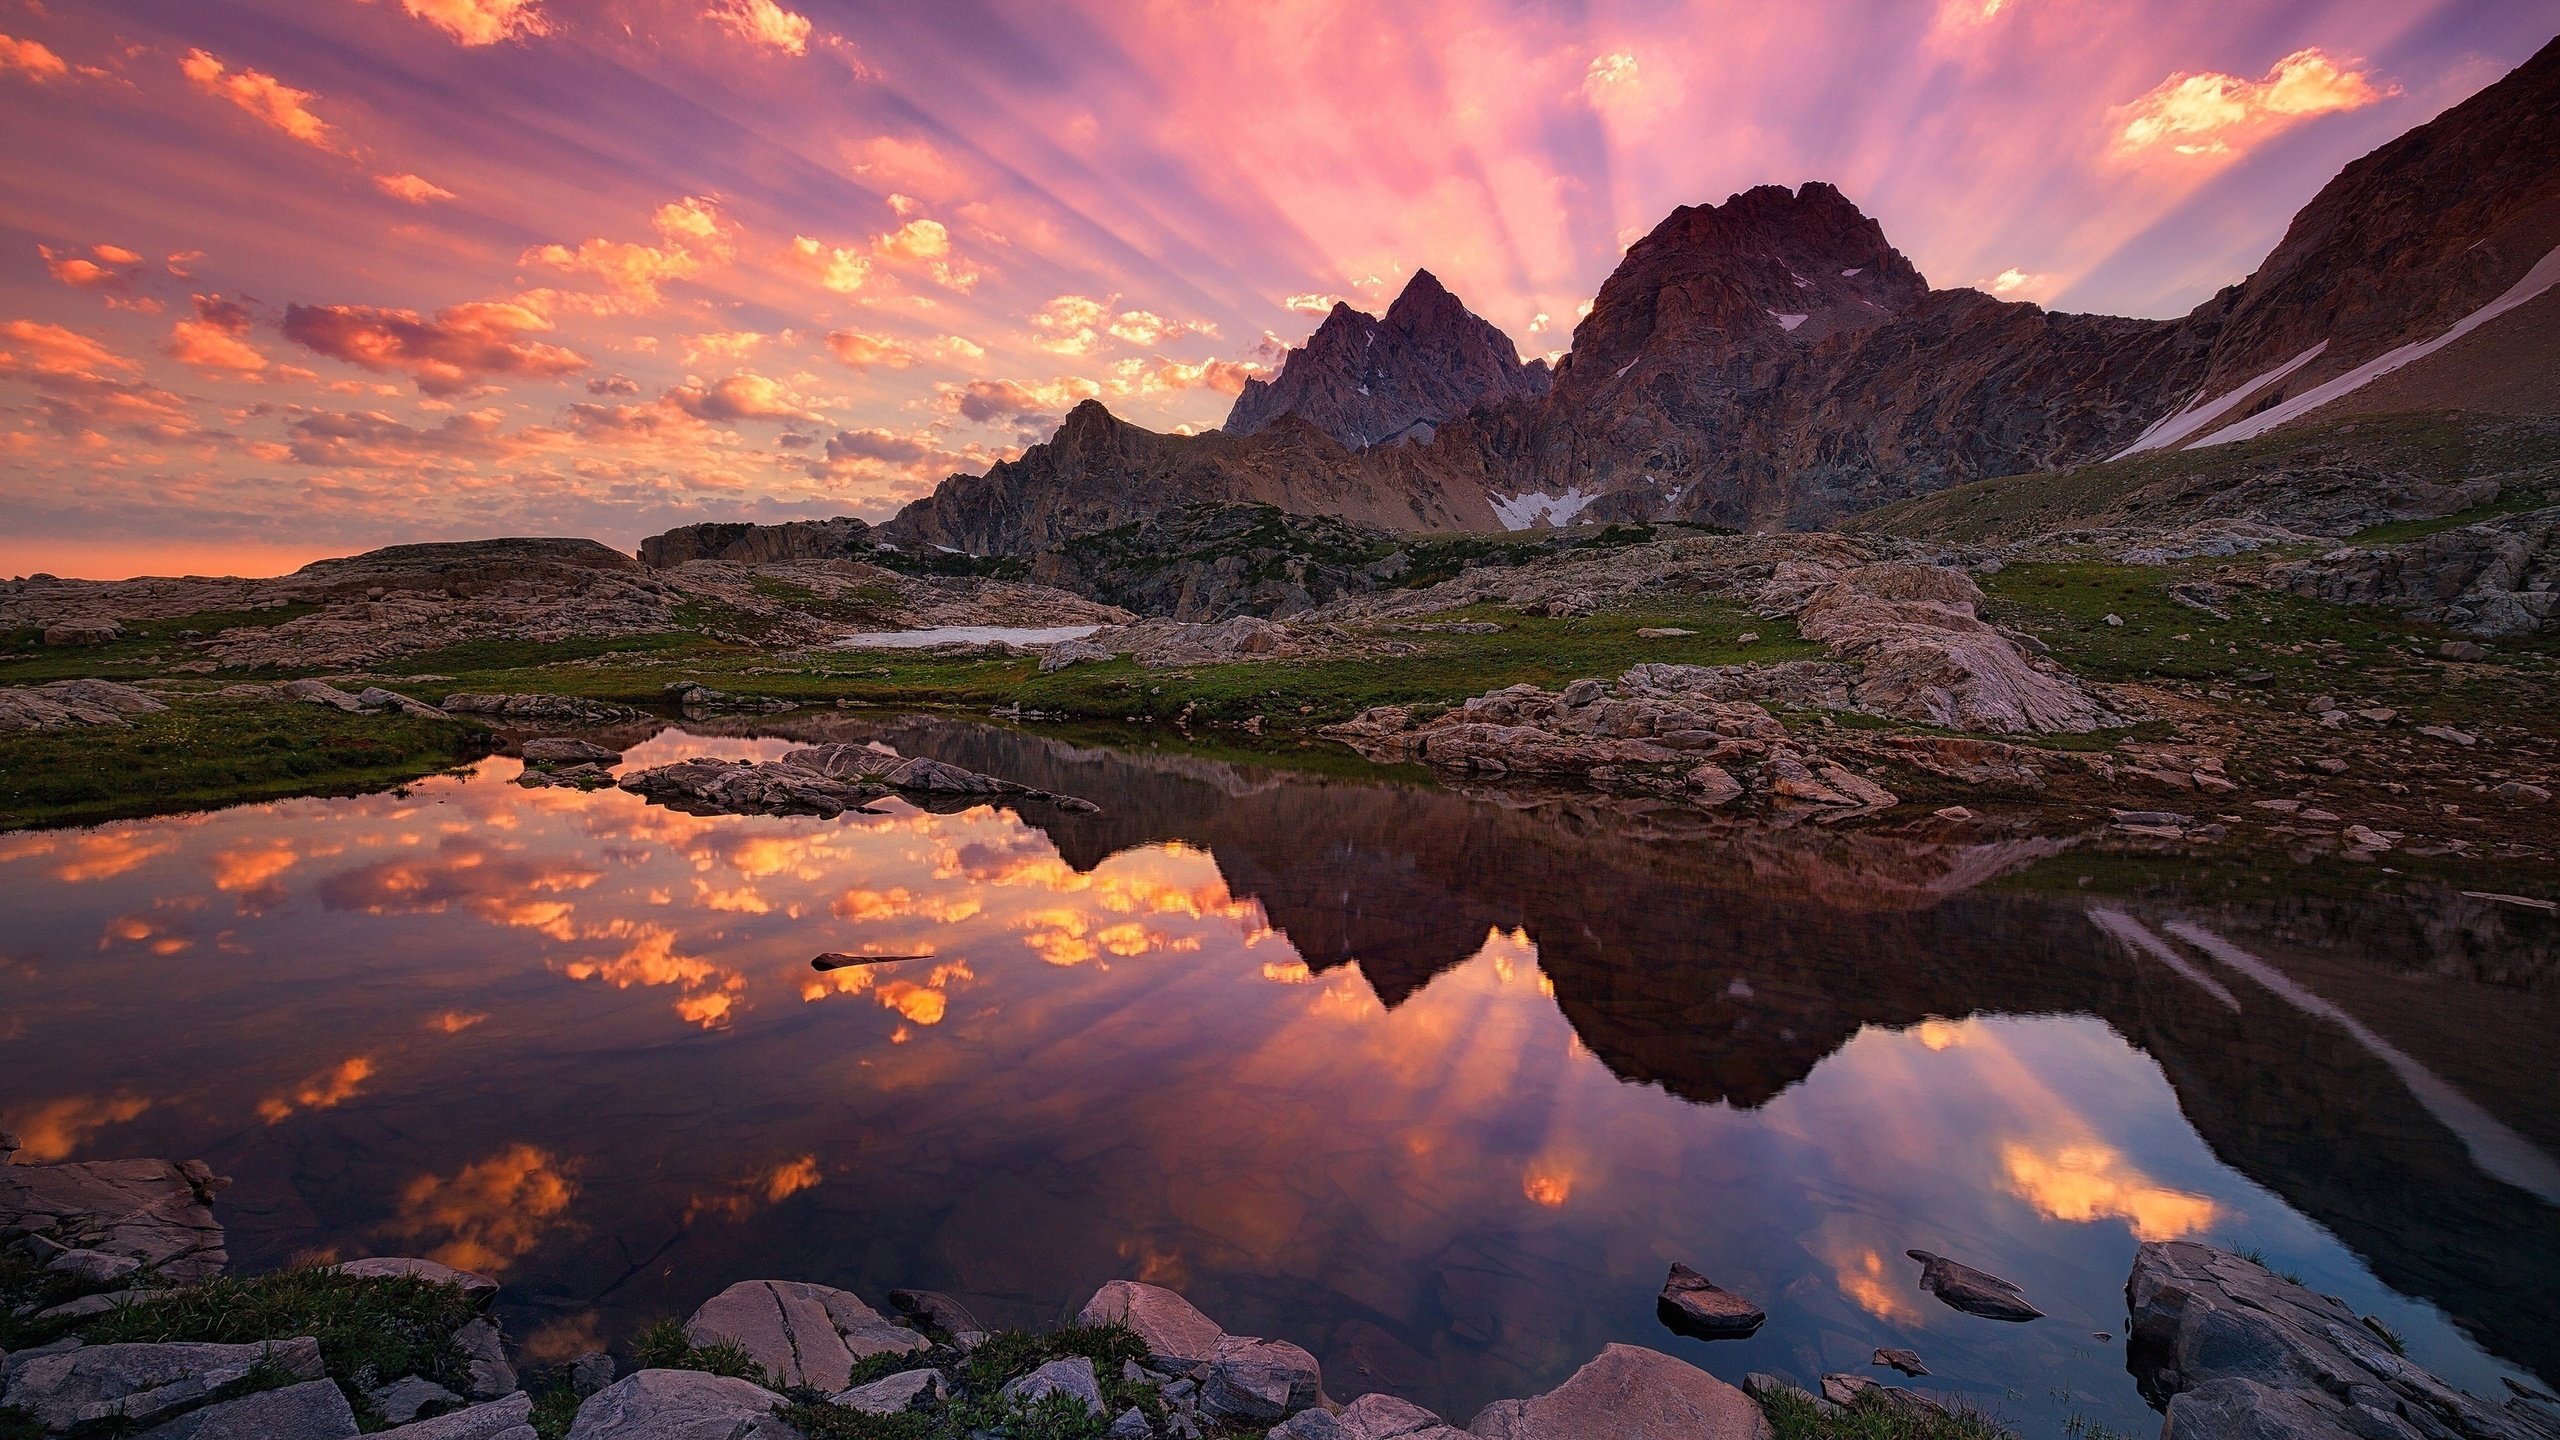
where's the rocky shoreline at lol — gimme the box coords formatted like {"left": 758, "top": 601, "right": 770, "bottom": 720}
{"left": 7, "top": 1144, "right": 2556, "bottom": 1440}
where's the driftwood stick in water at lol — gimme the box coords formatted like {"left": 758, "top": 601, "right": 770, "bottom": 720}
{"left": 812, "top": 952, "right": 935, "bottom": 971}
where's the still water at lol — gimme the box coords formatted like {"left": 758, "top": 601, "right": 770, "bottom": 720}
{"left": 4, "top": 718, "right": 2555, "bottom": 1434}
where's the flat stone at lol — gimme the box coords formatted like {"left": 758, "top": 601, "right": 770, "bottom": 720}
{"left": 1820, "top": 1373, "right": 1877, "bottom": 1408}
{"left": 0, "top": 1157, "right": 230, "bottom": 1282}
{"left": 565, "top": 1369, "right": 790, "bottom": 1440}
{"left": 1272, "top": 1410, "right": 1348, "bottom": 1440}
{"left": 282, "top": 678, "right": 366, "bottom": 711}
{"left": 1079, "top": 1280, "right": 1227, "bottom": 1370}
{"left": 380, "top": 1392, "right": 537, "bottom": 1440}
{"left": 1338, "top": 1392, "right": 1467, "bottom": 1438}
{"left": 1906, "top": 1249, "right": 2042, "bottom": 1321}
{"left": 330, "top": 1256, "right": 500, "bottom": 1306}
{"left": 831, "top": 1367, "right": 944, "bottom": 1414}
{"left": 455, "top": 1316, "right": 516, "bottom": 1400}
{"left": 1001, "top": 1355, "right": 1105, "bottom": 1417}
{"left": 371, "top": 1375, "right": 464, "bottom": 1424}
{"left": 134, "top": 1378, "right": 358, "bottom": 1440}
{"left": 47, "top": 1247, "right": 143, "bottom": 1286}
{"left": 1469, "top": 1344, "right": 1770, "bottom": 1440}
{"left": 1656, "top": 1263, "right": 1765, "bottom": 1340}
{"left": 519, "top": 737, "right": 620, "bottom": 766}
{"left": 5, "top": 1337, "right": 325, "bottom": 1433}
{"left": 1203, "top": 1335, "right": 1323, "bottom": 1424}
{"left": 1872, "top": 1347, "right": 1928, "bottom": 1377}
{"left": 683, "top": 1280, "right": 926, "bottom": 1393}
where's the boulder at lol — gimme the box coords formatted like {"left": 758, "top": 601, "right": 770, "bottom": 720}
{"left": 329, "top": 1256, "right": 500, "bottom": 1306}
{"left": 1468, "top": 1344, "right": 1771, "bottom": 1439}
{"left": 885, "top": 1288, "right": 987, "bottom": 1342}
{"left": 48, "top": 1246, "right": 144, "bottom": 1286}
{"left": 353, "top": 686, "right": 448, "bottom": 718}
{"left": 518, "top": 738, "right": 620, "bottom": 766}
{"left": 1077, "top": 1280, "right": 1227, "bottom": 1371}
{"left": 565, "top": 1369, "right": 793, "bottom": 1440}
{"left": 370, "top": 1376, "right": 465, "bottom": 1424}
{"left": 1793, "top": 563, "right": 2116, "bottom": 734}
{"left": 1905, "top": 1249, "right": 2042, "bottom": 1321}
{"left": 0, "top": 678, "right": 168, "bottom": 732}
{"left": 1337, "top": 1392, "right": 1468, "bottom": 1438}
{"left": 831, "top": 1368, "right": 946, "bottom": 1414}
{"left": 1110, "top": 1406, "right": 1158, "bottom": 1438}
{"left": 1201, "top": 1335, "right": 1323, "bottom": 1424}
{"left": 0, "top": 1157, "right": 230, "bottom": 1281}
{"left": 617, "top": 758, "right": 884, "bottom": 819}
{"left": 282, "top": 678, "right": 366, "bottom": 712}
{"left": 682, "top": 1280, "right": 926, "bottom": 1392}
{"left": 455, "top": 1317, "right": 517, "bottom": 1400}
{"left": 43, "top": 619, "right": 122, "bottom": 645}
{"left": 3, "top": 1337, "right": 325, "bottom": 1433}
{"left": 133, "top": 1377, "right": 357, "bottom": 1440}
{"left": 441, "top": 693, "right": 646, "bottom": 726}
{"left": 1273, "top": 1412, "right": 1349, "bottom": 1440}
{"left": 380, "top": 1392, "right": 537, "bottom": 1440}
{"left": 1001, "top": 1355, "right": 1106, "bottom": 1417}
{"left": 1656, "top": 1263, "right": 1765, "bottom": 1339}
{"left": 570, "top": 1353, "right": 618, "bottom": 1398}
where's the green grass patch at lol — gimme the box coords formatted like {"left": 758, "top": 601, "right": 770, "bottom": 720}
{"left": 627, "top": 1317, "right": 778, "bottom": 1386}
{"left": 381, "top": 629, "right": 719, "bottom": 676}
{"left": 74, "top": 1269, "right": 480, "bottom": 1398}
{"left": 2346, "top": 492, "right": 2556, "bottom": 546}
{"left": 1759, "top": 1384, "right": 2018, "bottom": 1440}
{"left": 0, "top": 697, "right": 492, "bottom": 831}
{"left": 0, "top": 605, "right": 322, "bottom": 685}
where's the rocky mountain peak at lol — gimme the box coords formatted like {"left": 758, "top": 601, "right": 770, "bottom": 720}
{"left": 1224, "top": 269, "right": 1549, "bottom": 449}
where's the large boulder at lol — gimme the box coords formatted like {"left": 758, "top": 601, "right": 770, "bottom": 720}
{"left": 1077, "top": 1280, "right": 1227, "bottom": 1370}
{"left": 2128, "top": 1241, "right": 2550, "bottom": 1440}
{"left": 1201, "top": 1335, "right": 1323, "bottom": 1424}
{"left": 379, "top": 1392, "right": 537, "bottom": 1439}
{"left": 132, "top": 1377, "right": 356, "bottom": 1440}
{"left": 1467, "top": 1344, "right": 1770, "bottom": 1439}
{"left": 1336, "top": 1393, "right": 1470, "bottom": 1439}
{"left": 2, "top": 1337, "right": 325, "bottom": 1433}
{"left": 1000, "top": 1355, "right": 1106, "bottom": 1417}
{"left": 0, "top": 1158, "right": 229, "bottom": 1282}
{"left": 682, "top": 1280, "right": 926, "bottom": 1392}
{"left": 328, "top": 1256, "right": 499, "bottom": 1306}
{"left": 1793, "top": 563, "right": 2115, "bottom": 734}
{"left": 565, "top": 1370, "right": 793, "bottom": 1440}
{"left": 0, "top": 678, "right": 168, "bottom": 732}
{"left": 42, "top": 619, "right": 121, "bottom": 646}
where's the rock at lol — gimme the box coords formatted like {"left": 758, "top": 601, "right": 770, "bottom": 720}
{"left": 1002, "top": 1355, "right": 1106, "bottom": 1417}
{"left": 2419, "top": 724, "right": 2479, "bottom": 746}
{"left": 1819, "top": 1375, "right": 1947, "bottom": 1422}
{"left": 666, "top": 682, "right": 797, "bottom": 717}
{"left": 1469, "top": 1344, "right": 1770, "bottom": 1440}
{"left": 2494, "top": 780, "right": 2551, "bottom": 801}
{"left": 2313, "top": 757, "right": 2349, "bottom": 774}
{"left": 1741, "top": 1373, "right": 1827, "bottom": 1414}
{"left": 1079, "top": 1281, "right": 1228, "bottom": 1371}
{"left": 519, "top": 738, "right": 620, "bottom": 766}
{"left": 0, "top": 1157, "right": 230, "bottom": 1282}
{"left": 2274, "top": 508, "right": 2560, "bottom": 638}
{"left": 43, "top": 619, "right": 122, "bottom": 645}
{"left": 371, "top": 1376, "right": 465, "bottom": 1424}
{"left": 1201, "top": 1335, "right": 1323, "bottom": 1424}
{"left": 1905, "top": 1249, "right": 2042, "bottom": 1321}
{"left": 564, "top": 1369, "right": 791, "bottom": 1440}
{"left": 0, "top": 678, "right": 169, "bottom": 732}
{"left": 441, "top": 694, "right": 646, "bottom": 727}
{"left": 1111, "top": 1406, "right": 1160, "bottom": 1439}
{"left": 1819, "top": 1374, "right": 1876, "bottom": 1408}
{"left": 329, "top": 1256, "right": 500, "bottom": 1306}
{"left": 1272, "top": 1410, "right": 1347, "bottom": 1440}
{"left": 282, "top": 678, "right": 367, "bottom": 711}
{"left": 1933, "top": 806, "right": 1972, "bottom": 821}
{"left": 1224, "top": 270, "right": 1550, "bottom": 451}
{"left": 885, "top": 1288, "right": 987, "bottom": 1340}
{"left": 831, "top": 1367, "right": 945, "bottom": 1414}
{"left": 2104, "top": 614, "right": 2124, "bottom": 627}
{"left": 1039, "top": 637, "right": 1118, "bottom": 672}
{"left": 682, "top": 1280, "right": 926, "bottom": 1392}
{"left": 618, "top": 757, "right": 884, "bottom": 819}
{"left": 380, "top": 1392, "right": 537, "bottom": 1440}
{"left": 1656, "top": 1263, "right": 1766, "bottom": 1339}
{"left": 3, "top": 1337, "right": 325, "bottom": 1433}
{"left": 36, "top": 1290, "right": 133, "bottom": 1322}
{"left": 1872, "top": 1347, "right": 1928, "bottom": 1377}
{"left": 2128, "top": 1241, "right": 2545, "bottom": 1440}
{"left": 134, "top": 1378, "right": 358, "bottom": 1440}
{"left": 48, "top": 1246, "right": 144, "bottom": 1286}
{"left": 2441, "top": 640, "right": 2489, "bottom": 661}
{"left": 1334, "top": 1393, "right": 1467, "bottom": 1439}
{"left": 1635, "top": 627, "right": 1694, "bottom": 638}
{"left": 353, "top": 686, "right": 448, "bottom": 718}
{"left": 571, "top": 1352, "right": 617, "bottom": 1397}
{"left": 455, "top": 1316, "right": 516, "bottom": 1401}
{"left": 639, "top": 517, "right": 876, "bottom": 568}
{"left": 1795, "top": 564, "right": 2116, "bottom": 734}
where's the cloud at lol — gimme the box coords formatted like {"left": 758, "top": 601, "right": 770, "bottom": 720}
{"left": 258, "top": 1055, "right": 376, "bottom": 1123}
{"left": 825, "top": 328, "right": 917, "bottom": 369}
{"left": 680, "top": 330, "right": 764, "bottom": 366}
{"left": 285, "top": 407, "right": 516, "bottom": 465}
{"left": 2113, "top": 48, "right": 2394, "bottom": 158}
{"left": 665, "top": 373, "right": 823, "bottom": 425}
{"left": 704, "top": 0, "right": 812, "bottom": 56}
{"left": 786, "top": 236, "right": 870, "bottom": 295}
{"left": 1282, "top": 294, "right": 1343, "bottom": 316}
{"left": 873, "top": 218, "right": 978, "bottom": 291}
{"left": 948, "top": 376, "right": 1099, "bottom": 425}
{"left": 8, "top": 1094, "right": 150, "bottom": 1163}
{"left": 519, "top": 198, "right": 734, "bottom": 308}
{"left": 388, "top": 1144, "right": 577, "bottom": 1274}
{"left": 0, "top": 33, "right": 70, "bottom": 82}
{"left": 1032, "top": 295, "right": 1210, "bottom": 355}
{"left": 400, "top": 0, "right": 551, "bottom": 47}
{"left": 169, "top": 294, "right": 270, "bottom": 374}
{"left": 283, "top": 300, "right": 589, "bottom": 395}
{"left": 376, "top": 172, "right": 456, "bottom": 204}
{"left": 820, "top": 427, "right": 932, "bottom": 465}
{"left": 0, "top": 319, "right": 140, "bottom": 381}
{"left": 1985, "top": 267, "right": 2050, "bottom": 298}
{"left": 1582, "top": 50, "right": 1639, "bottom": 104}
{"left": 585, "top": 374, "right": 641, "bottom": 396}
{"left": 840, "top": 135, "right": 970, "bottom": 203}
{"left": 1109, "top": 356, "right": 1262, "bottom": 397}
{"left": 40, "top": 244, "right": 149, "bottom": 301}
{"left": 181, "top": 49, "right": 341, "bottom": 152}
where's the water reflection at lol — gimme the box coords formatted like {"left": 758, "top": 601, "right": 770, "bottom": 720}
{"left": 0, "top": 719, "right": 2552, "bottom": 1433}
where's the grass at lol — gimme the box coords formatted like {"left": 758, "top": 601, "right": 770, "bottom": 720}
{"left": 1758, "top": 1384, "right": 2018, "bottom": 1440}
{"left": 0, "top": 697, "right": 493, "bottom": 831}
{"left": 0, "top": 605, "right": 323, "bottom": 686}
{"left": 72, "top": 1269, "right": 481, "bottom": 1400}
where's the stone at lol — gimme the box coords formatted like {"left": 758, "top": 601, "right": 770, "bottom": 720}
{"left": 354, "top": 686, "right": 448, "bottom": 718}
{"left": 1337, "top": 1393, "right": 1461, "bottom": 1439}
{"left": 1656, "top": 1263, "right": 1766, "bottom": 1339}
{"left": 570, "top": 1352, "right": 617, "bottom": 1397}
{"left": 618, "top": 758, "right": 884, "bottom": 819}
{"left": 519, "top": 738, "right": 620, "bottom": 766}
{"left": 371, "top": 1376, "right": 465, "bottom": 1424}
{"left": 330, "top": 1256, "right": 501, "bottom": 1306}
{"left": 564, "top": 1369, "right": 789, "bottom": 1440}
{"left": 1202, "top": 1335, "right": 1323, "bottom": 1424}
{"left": 2494, "top": 780, "right": 2551, "bottom": 801}
{"left": 1905, "top": 1249, "right": 2042, "bottom": 1321}
{"left": 0, "top": 1157, "right": 230, "bottom": 1282}
{"left": 48, "top": 1246, "right": 144, "bottom": 1286}
{"left": 1741, "top": 1373, "right": 1827, "bottom": 1414}
{"left": 1686, "top": 763, "right": 1743, "bottom": 804}
{"left": 2419, "top": 724, "right": 2479, "bottom": 746}
{"left": 886, "top": 1288, "right": 987, "bottom": 1340}
{"left": 1001, "top": 1355, "right": 1106, "bottom": 1417}
{"left": 282, "top": 678, "right": 367, "bottom": 711}
{"left": 1272, "top": 1410, "right": 1347, "bottom": 1440}
{"left": 2104, "top": 614, "right": 2124, "bottom": 626}
{"left": 1820, "top": 1374, "right": 1876, "bottom": 1408}
{"left": 441, "top": 694, "right": 647, "bottom": 727}
{"left": 1468, "top": 1344, "right": 1770, "bottom": 1440}
{"left": 1111, "top": 1406, "right": 1160, "bottom": 1438}
{"left": 134, "top": 1378, "right": 358, "bottom": 1440}
{"left": 455, "top": 1317, "right": 517, "bottom": 1401}
{"left": 1635, "top": 627, "right": 1694, "bottom": 638}
{"left": 1872, "top": 1347, "right": 1928, "bottom": 1377}
{"left": 682, "top": 1280, "right": 926, "bottom": 1393}
{"left": 1078, "top": 1281, "right": 1227, "bottom": 1371}
{"left": 2440, "top": 640, "right": 2489, "bottom": 661}
{"left": 379, "top": 1392, "right": 538, "bottom": 1440}
{"left": 831, "top": 1367, "right": 945, "bottom": 1414}
{"left": 1794, "top": 564, "right": 2116, "bottom": 734}
{"left": 1933, "top": 806, "right": 1972, "bottom": 820}
{"left": 43, "top": 619, "right": 122, "bottom": 645}
{"left": 0, "top": 678, "right": 168, "bottom": 732}
{"left": 4, "top": 1337, "right": 325, "bottom": 1433}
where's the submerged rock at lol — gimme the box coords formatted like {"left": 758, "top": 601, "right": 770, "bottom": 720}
{"left": 1469, "top": 1343, "right": 1770, "bottom": 1440}
{"left": 682, "top": 1279, "right": 926, "bottom": 1392}
{"left": 1656, "top": 1263, "right": 1766, "bottom": 1339}
{"left": 519, "top": 737, "right": 620, "bottom": 766}
{"left": 1905, "top": 1249, "right": 2042, "bottom": 1322}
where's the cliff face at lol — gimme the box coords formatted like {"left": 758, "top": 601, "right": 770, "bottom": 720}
{"left": 637, "top": 517, "right": 874, "bottom": 568}
{"left": 1223, "top": 270, "right": 1550, "bottom": 449}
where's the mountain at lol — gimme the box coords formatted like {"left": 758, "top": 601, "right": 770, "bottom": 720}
{"left": 878, "top": 38, "right": 2560, "bottom": 552}
{"left": 1222, "top": 270, "right": 1550, "bottom": 448}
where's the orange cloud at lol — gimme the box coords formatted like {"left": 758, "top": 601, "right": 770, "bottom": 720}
{"left": 40, "top": 244, "right": 149, "bottom": 301}
{"left": 1521, "top": 1166, "right": 1572, "bottom": 1206}
{"left": 0, "top": 319, "right": 142, "bottom": 382}
{"left": 705, "top": 0, "right": 812, "bottom": 56}
{"left": 401, "top": 0, "right": 551, "bottom": 47}
{"left": 388, "top": 1144, "right": 578, "bottom": 1274}
{"left": 2113, "top": 48, "right": 2394, "bottom": 158}
{"left": 946, "top": 375, "right": 1100, "bottom": 426}
{"left": 2000, "top": 1142, "right": 2218, "bottom": 1241}
{"left": 826, "top": 328, "right": 920, "bottom": 369}
{"left": 1109, "top": 357, "right": 1261, "bottom": 398}
{"left": 430, "top": 1010, "right": 489, "bottom": 1033}
{"left": 376, "top": 172, "right": 456, "bottom": 204}
{"left": 181, "top": 49, "right": 341, "bottom": 152}
{"left": 8, "top": 1094, "right": 150, "bottom": 1162}
{"left": 666, "top": 373, "right": 823, "bottom": 425}
{"left": 282, "top": 300, "right": 587, "bottom": 395}
{"left": 169, "top": 294, "right": 269, "bottom": 376}
{"left": 258, "top": 1055, "right": 376, "bottom": 1123}
{"left": 0, "top": 33, "right": 70, "bottom": 81}
{"left": 786, "top": 235, "right": 871, "bottom": 294}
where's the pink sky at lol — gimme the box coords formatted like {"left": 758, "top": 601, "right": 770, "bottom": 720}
{"left": 1, "top": 0, "right": 2552, "bottom": 577}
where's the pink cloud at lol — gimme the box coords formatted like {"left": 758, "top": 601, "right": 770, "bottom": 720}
{"left": 704, "top": 0, "right": 813, "bottom": 57}
{"left": 0, "top": 33, "right": 70, "bottom": 82}
{"left": 376, "top": 172, "right": 457, "bottom": 204}
{"left": 2112, "top": 48, "right": 2397, "bottom": 159}
{"left": 400, "top": 0, "right": 551, "bottom": 47}
{"left": 282, "top": 300, "right": 588, "bottom": 395}
{"left": 180, "top": 49, "right": 342, "bottom": 152}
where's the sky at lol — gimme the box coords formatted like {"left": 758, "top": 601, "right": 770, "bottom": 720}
{"left": 1, "top": 0, "right": 2553, "bottom": 579}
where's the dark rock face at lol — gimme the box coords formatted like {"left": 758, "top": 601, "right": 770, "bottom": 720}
{"left": 637, "top": 517, "right": 872, "bottom": 568}
{"left": 2274, "top": 507, "right": 2560, "bottom": 637}
{"left": 1224, "top": 271, "right": 1549, "bottom": 450}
